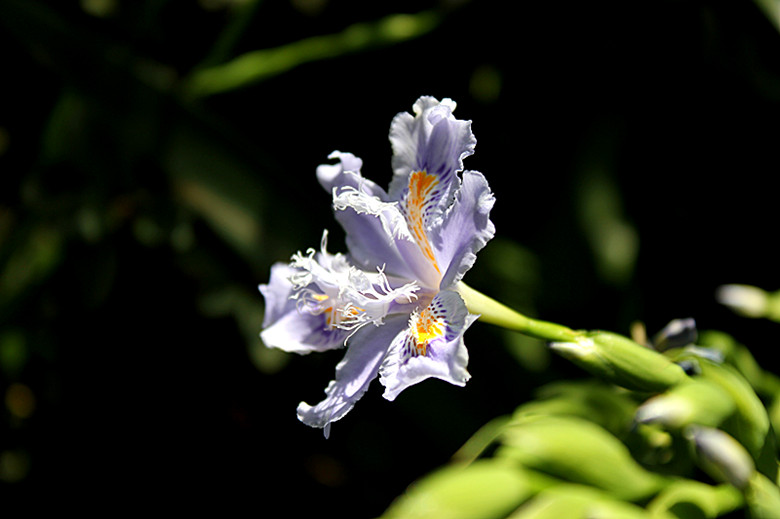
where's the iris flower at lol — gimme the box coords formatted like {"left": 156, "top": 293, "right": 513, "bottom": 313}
{"left": 259, "top": 97, "right": 495, "bottom": 436}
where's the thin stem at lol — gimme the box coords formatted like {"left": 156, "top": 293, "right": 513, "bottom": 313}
{"left": 456, "top": 282, "right": 582, "bottom": 343}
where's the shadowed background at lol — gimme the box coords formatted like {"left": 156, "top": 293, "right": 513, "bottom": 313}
{"left": 1, "top": 0, "right": 779, "bottom": 513}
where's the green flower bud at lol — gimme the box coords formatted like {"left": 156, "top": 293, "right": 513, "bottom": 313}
{"left": 498, "top": 415, "right": 668, "bottom": 501}
{"left": 685, "top": 425, "right": 755, "bottom": 490}
{"left": 550, "top": 331, "right": 688, "bottom": 393}
{"left": 695, "top": 359, "right": 771, "bottom": 461}
{"left": 716, "top": 284, "right": 772, "bottom": 318}
{"left": 716, "top": 284, "right": 780, "bottom": 322}
{"left": 635, "top": 378, "right": 736, "bottom": 429}
{"left": 651, "top": 318, "right": 698, "bottom": 352}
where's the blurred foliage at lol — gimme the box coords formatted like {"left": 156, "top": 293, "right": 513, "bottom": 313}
{"left": 381, "top": 323, "right": 780, "bottom": 518}
{"left": 182, "top": 10, "right": 442, "bottom": 98}
{"left": 1, "top": 0, "right": 780, "bottom": 516}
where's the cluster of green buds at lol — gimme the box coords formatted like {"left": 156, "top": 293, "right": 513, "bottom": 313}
{"left": 379, "top": 285, "right": 780, "bottom": 519}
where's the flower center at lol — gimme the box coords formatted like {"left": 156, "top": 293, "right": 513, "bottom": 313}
{"left": 405, "top": 305, "right": 446, "bottom": 357}
{"left": 304, "top": 292, "right": 364, "bottom": 330}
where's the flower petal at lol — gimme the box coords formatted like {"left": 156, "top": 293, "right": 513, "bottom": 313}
{"left": 259, "top": 262, "right": 298, "bottom": 328}
{"left": 430, "top": 170, "right": 496, "bottom": 289}
{"left": 297, "top": 315, "right": 408, "bottom": 437}
{"left": 318, "top": 152, "right": 441, "bottom": 287}
{"left": 259, "top": 263, "right": 348, "bottom": 354}
{"left": 379, "top": 290, "right": 476, "bottom": 401}
{"left": 388, "top": 97, "right": 476, "bottom": 215}
{"left": 316, "top": 151, "right": 387, "bottom": 200}
{"left": 260, "top": 307, "right": 349, "bottom": 354}
{"left": 386, "top": 97, "right": 477, "bottom": 287}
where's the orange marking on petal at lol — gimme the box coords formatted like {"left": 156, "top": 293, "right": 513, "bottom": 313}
{"left": 405, "top": 170, "right": 441, "bottom": 273}
{"left": 323, "top": 306, "right": 334, "bottom": 326}
{"left": 322, "top": 300, "right": 364, "bottom": 329}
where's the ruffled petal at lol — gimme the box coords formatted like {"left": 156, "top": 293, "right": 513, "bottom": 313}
{"left": 297, "top": 315, "right": 408, "bottom": 437}
{"left": 385, "top": 97, "right": 477, "bottom": 288}
{"left": 388, "top": 97, "right": 476, "bottom": 215}
{"left": 316, "top": 151, "right": 387, "bottom": 200}
{"left": 318, "top": 152, "right": 441, "bottom": 287}
{"left": 430, "top": 170, "right": 496, "bottom": 289}
{"left": 379, "top": 290, "right": 476, "bottom": 401}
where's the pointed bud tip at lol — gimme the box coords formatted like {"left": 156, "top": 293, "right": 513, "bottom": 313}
{"left": 716, "top": 284, "right": 768, "bottom": 317}
{"left": 685, "top": 425, "right": 755, "bottom": 489}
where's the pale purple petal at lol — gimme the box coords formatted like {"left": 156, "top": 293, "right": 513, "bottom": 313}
{"left": 297, "top": 315, "right": 408, "bottom": 437}
{"left": 317, "top": 153, "right": 441, "bottom": 286}
{"left": 379, "top": 290, "right": 476, "bottom": 401}
{"left": 260, "top": 309, "right": 348, "bottom": 354}
{"left": 431, "top": 170, "right": 495, "bottom": 289}
{"left": 259, "top": 262, "right": 298, "bottom": 327}
{"left": 316, "top": 152, "right": 414, "bottom": 277}
{"left": 388, "top": 97, "right": 476, "bottom": 215}
{"left": 259, "top": 263, "right": 348, "bottom": 354}
{"left": 316, "top": 151, "right": 388, "bottom": 200}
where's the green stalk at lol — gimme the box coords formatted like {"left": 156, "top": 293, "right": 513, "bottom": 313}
{"left": 456, "top": 282, "right": 582, "bottom": 342}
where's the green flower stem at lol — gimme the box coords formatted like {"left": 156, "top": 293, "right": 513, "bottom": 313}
{"left": 456, "top": 282, "right": 582, "bottom": 342}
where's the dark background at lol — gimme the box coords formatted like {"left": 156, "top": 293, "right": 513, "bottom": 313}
{"left": 1, "top": 0, "right": 779, "bottom": 513}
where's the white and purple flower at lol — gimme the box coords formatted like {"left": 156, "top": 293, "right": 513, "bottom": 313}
{"left": 259, "top": 97, "right": 495, "bottom": 436}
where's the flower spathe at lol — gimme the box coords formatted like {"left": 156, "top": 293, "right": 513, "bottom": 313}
{"left": 259, "top": 97, "right": 495, "bottom": 436}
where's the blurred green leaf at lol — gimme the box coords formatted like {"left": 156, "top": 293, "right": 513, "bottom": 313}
{"left": 0, "top": 329, "right": 27, "bottom": 379}
{"left": 451, "top": 416, "right": 513, "bottom": 466}
{"left": 745, "top": 471, "right": 780, "bottom": 519}
{"left": 0, "top": 225, "right": 63, "bottom": 311}
{"left": 498, "top": 415, "right": 669, "bottom": 501}
{"left": 577, "top": 167, "right": 638, "bottom": 287}
{"left": 198, "top": 0, "right": 263, "bottom": 68}
{"left": 755, "top": 0, "right": 780, "bottom": 34}
{"left": 164, "top": 125, "right": 267, "bottom": 260}
{"left": 182, "top": 10, "right": 441, "bottom": 99}
{"left": 199, "top": 285, "right": 288, "bottom": 374}
{"left": 507, "top": 484, "right": 671, "bottom": 519}
{"left": 513, "top": 380, "right": 638, "bottom": 437}
{"left": 504, "top": 331, "right": 550, "bottom": 373}
{"left": 379, "top": 459, "right": 539, "bottom": 519}
{"left": 574, "top": 121, "right": 638, "bottom": 288}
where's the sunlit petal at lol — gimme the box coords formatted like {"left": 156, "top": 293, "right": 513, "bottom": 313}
{"left": 431, "top": 170, "right": 495, "bottom": 289}
{"left": 297, "top": 315, "right": 408, "bottom": 437}
{"left": 380, "top": 290, "right": 476, "bottom": 401}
